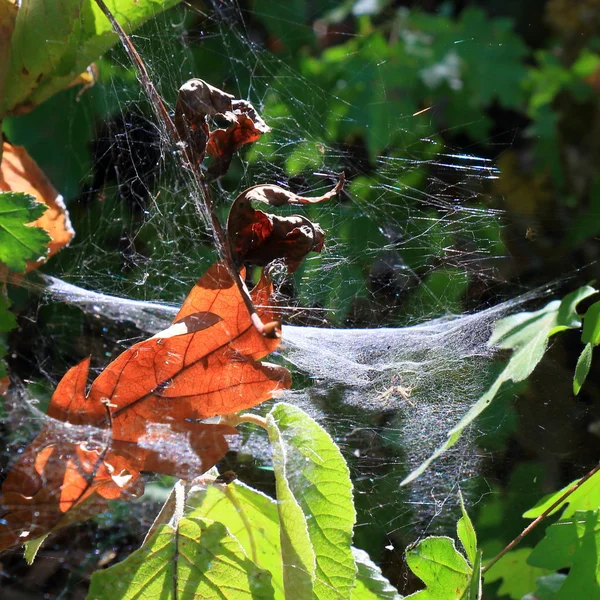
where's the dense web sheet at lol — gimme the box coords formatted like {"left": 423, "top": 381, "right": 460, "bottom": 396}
{"left": 1, "top": 0, "right": 579, "bottom": 596}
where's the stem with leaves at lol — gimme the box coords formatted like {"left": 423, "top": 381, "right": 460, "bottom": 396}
{"left": 93, "top": 0, "right": 278, "bottom": 337}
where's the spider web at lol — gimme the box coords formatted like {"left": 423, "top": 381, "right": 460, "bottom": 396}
{"left": 0, "top": 1, "right": 581, "bottom": 596}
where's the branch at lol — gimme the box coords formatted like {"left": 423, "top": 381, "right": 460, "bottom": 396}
{"left": 482, "top": 463, "right": 600, "bottom": 574}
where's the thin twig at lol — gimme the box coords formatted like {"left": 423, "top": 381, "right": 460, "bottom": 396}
{"left": 93, "top": 0, "right": 277, "bottom": 337}
{"left": 482, "top": 463, "right": 600, "bottom": 574}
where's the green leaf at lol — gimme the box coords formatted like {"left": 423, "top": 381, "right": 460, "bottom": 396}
{"left": 405, "top": 536, "right": 472, "bottom": 599}
{"left": 522, "top": 574, "right": 567, "bottom": 600}
{"left": 401, "top": 286, "right": 597, "bottom": 485}
{"left": 0, "top": 295, "right": 17, "bottom": 333}
{"left": 266, "top": 402, "right": 356, "bottom": 600}
{"left": 0, "top": 191, "right": 50, "bottom": 272}
{"left": 463, "top": 551, "right": 482, "bottom": 600}
{"left": 87, "top": 517, "right": 274, "bottom": 599}
{"left": 351, "top": 547, "right": 403, "bottom": 599}
{"left": 1, "top": 0, "right": 180, "bottom": 117}
{"left": 582, "top": 301, "right": 600, "bottom": 345}
{"left": 573, "top": 342, "right": 593, "bottom": 395}
{"left": 187, "top": 480, "right": 285, "bottom": 599}
{"left": 523, "top": 470, "right": 600, "bottom": 520}
{"left": 527, "top": 511, "right": 600, "bottom": 600}
{"left": 457, "top": 491, "right": 477, "bottom": 566}
{"left": 23, "top": 533, "right": 49, "bottom": 565}
{"left": 483, "top": 548, "right": 552, "bottom": 599}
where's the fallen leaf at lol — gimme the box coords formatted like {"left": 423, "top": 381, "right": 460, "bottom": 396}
{"left": 0, "top": 262, "right": 289, "bottom": 550}
{"left": 0, "top": 142, "right": 74, "bottom": 271}
{"left": 227, "top": 176, "right": 344, "bottom": 271}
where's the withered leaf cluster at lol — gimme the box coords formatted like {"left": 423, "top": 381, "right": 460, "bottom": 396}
{"left": 0, "top": 78, "right": 343, "bottom": 551}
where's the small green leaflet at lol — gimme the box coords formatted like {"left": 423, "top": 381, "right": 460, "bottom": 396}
{"left": 402, "top": 285, "right": 597, "bottom": 486}
{"left": 574, "top": 300, "right": 600, "bottom": 394}
{"left": 266, "top": 402, "right": 357, "bottom": 600}
{"left": 87, "top": 517, "right": 275, "bottom": 599}
{"left": 0, "top": 191, "right": 50, "bottom": 272}
{"left": 527, "top": 510, "right": 600, "bottom": 600}
{"left": 405, "top": 495, "right": 481, "bottom": 599}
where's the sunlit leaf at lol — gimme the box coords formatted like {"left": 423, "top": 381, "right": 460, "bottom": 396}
{"left": 573, "top": 342, "right": 592, "bottom": 395}
{"left": 352, "top": 547, "right": 403, "bottom": 600}
{"left": 1, "top": 0, "right": 181, "bottom": 117}
{"left": 0, "top": 190, "right": 50, "bottom": 271}
{"left": 87, "top": 517, "right": 275, "bottom": 599}
{"left": 582, "top": 301, "right": 600, "bottom": 345}
{"left": 266, "top": 402, "right": 356, "bottom": 600}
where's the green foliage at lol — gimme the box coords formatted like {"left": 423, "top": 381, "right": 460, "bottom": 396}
{"left": 527, "top": 511, "right": 600, "bottom": 600}
{"left": 574, "top": 301, "right": 600, "bottom": 394}
{"left": 403, "top": 285, "right": 598, "bottom": 485}
{"left": 0, "top": 0, "right": 180, "bottom": 118}
{"left": 0, "top": 191, "right": 50, "bottom": 272}
{"left": 88, "top": 517, "right": 275, "bottom": 599}
{"left": 266, "top": 403, "right": 357, "bottom": 599}
{"left": 484, "top": 548, "right": 551, "bottom": 600}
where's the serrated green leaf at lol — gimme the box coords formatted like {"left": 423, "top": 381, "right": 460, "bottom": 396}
{"left": 527, "top": 510, "right": 600, "bottom": 600}
{"left": 87, "top": 517, "right": 274, "bottom": 600}
{"left": 351, "top": 547, "right": 403, "bottom": 599}
{"left": 582, "top": 301, "right": 600, "bottom": 345}
{"left": 0, "top": 191, "right": 50, "bottom": 272}
{"left": 187, "top": 481, "right": 285, "bottom": 600}
{"left": 483, "top": 548, "right": 552, "bottom": 599}
{"left": 402, "top": 286, "right": 597, "bottom": 485}
{"left": 1, "top": 0, "right": 180, "bottom": 117}
{"left": 523, "top": 470, "right": 600, "bottom": 520}
{"left": 405, "top": 536, "right": 471, "bottom": 599}
{"left": 266, "top": 402, "right": 356, "bottom": 600}
{"left": 573, "top": 342, "right": 593, "bottom": 395}
{"left": 457, "top": 491, "right": 477, "bottom": 566}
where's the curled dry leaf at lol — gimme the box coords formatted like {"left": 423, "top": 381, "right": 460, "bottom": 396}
{"left": 227, "top": 175, "right": 345, "bottom": 272}
{"left": 206, "top": 99, "right": 271, "bottom": 179}
{"left": 174, "top": 78, "right": 270, "bottom": 176}
{"left": 0, "top": 142, "right": 74, "bottom": 271}
{"left": 0, "top": 262, "right": 289, "bottom": 551}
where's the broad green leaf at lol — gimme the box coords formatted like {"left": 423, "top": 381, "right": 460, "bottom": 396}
{"left": 523, "top": 470, "right": 600, "bottom": 520}
{"left": 457, "top": 491, "right": 477, "bottom": 566}
{"left": 187, "top": 481, "right": 285, "bottom": 600}
{"left": 483, "top": 548, "right": 551, "bottom": 599}
{"left": 351, "top": 547, "right": 403, "bottom": 600}
{"left": 527, "top": 510, "right": 600, "bottom": 600}
{"left": 402, "top": 286, "right": 597, "bottom": 485}
{"left": 0, "top": 191, "right": 50, "bottom": 272}
{"left": 87, "top": 517, "right": 274, "bottom": 599}
{"left": 573, "top": 342, "right": 593, "bottom": 395}
{"left": 582, "top": 301, "right": 600, "bottom": 345}
{"left": 0, "top": 0, "right": 17, "bottom": 104}
{"left": 1, "top": 0, "right": 180, "bottom": 117}
{"left": 266, "top": 402, "right": 356, "bottom": 600}
{"left": 405, "top": 536, "right": 471, "bottom": 599}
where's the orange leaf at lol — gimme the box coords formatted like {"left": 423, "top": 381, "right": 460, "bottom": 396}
{"left": 0, "top": 142, "right": 74, "bottom": 271}
{"left": 0, "top": 262, "right": 289, "bottom": 550}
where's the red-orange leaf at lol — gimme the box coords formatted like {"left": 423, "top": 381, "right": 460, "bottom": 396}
{"left": 0, "top": 262, "right": 289, "bottom": 551}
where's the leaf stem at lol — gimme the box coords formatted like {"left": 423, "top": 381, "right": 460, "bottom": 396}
{"left": 224, "top": 413, "right": 268, "bottom": 430}
{"left": 93, "top": 0, "right": 277, "bottom": 338}
{"left": 482, "top": 463, "right": 600, "bottom": 574}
